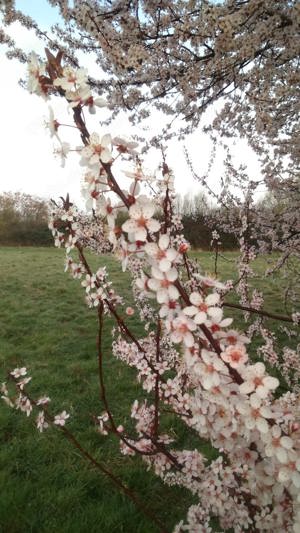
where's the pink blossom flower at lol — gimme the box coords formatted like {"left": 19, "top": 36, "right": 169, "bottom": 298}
{"left": 221, "top": 343, "right": 248, "bottom": 369}
{"left": 219, "top": 329, "right": 250, "bottom": 346}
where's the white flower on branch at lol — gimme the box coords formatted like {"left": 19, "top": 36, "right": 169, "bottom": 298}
{"left": 54, "top": 410, "right": 70, "bottom": 426}
{"left": 112, "top": 136, "right": 138, "bottom": 155}
{"left": 167, "top": 313, "right": 197, "bottom": 348}
{"left": 66, "top": 84, "right": 92, "bottom": 108}
{"left": 261, "top": 425, "right": 294, "bottom": 464}
{"left": 239, "top": 362, "right": 279, "bottom": 398}
{"left": 45, "top": 106, "right": 60, "bottom": 140}
{"left": 36, "top": 411, "right": 49, "bottom": 432}
{"left": 237, "top": 394, "right": 273, "bottom": 434}
{"left": 10, "top": 367, "right": 27, "bottom": 379}
{"left": 15, "top": 394, "right": 32, "bottom": 417}
{"left": 81, "top": 274, "right": 97, "bottom": 292}
{"left": 144, "top": 234, "right": 178, "bottom": 272}
{"left": 122, "top": 200, "right": 160, "bottom": 242}
{"left": 183, "top": 291, "right": 222, "bottom": 325}
{"left": 81, "top": 133, "right": 112, "bottom": 166}
{"left": 53, "top": 66, "right": 88, "bottom": 91}
{"left": 193, "top": 350, "right": 228, "bottom": 390}
{"left": 27, "top": 52, "right": 48, "bottom": 98}
{"left": 147, "top": 266, "right": 179, "bottom": 304}
{"left": 54, "top": 142, "right": 70, "bottom": 168}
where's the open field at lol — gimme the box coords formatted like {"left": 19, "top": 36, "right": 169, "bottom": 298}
{"left": 0, "top": 247, "right": 298, "bottom": 533}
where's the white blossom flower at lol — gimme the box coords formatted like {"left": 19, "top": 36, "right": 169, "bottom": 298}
{"left": 261, "top": 425, "right": 294, "bottom": 463}
{"left": 144, "top": 234, "right": 178, "bottom": 272}
{"left": 239, "top": 362, "right": 279, "bottom": 398}
{"left": 237, "top": 394, "right": 273, "bottom": 434}
{"left": 81, "top": 274, "right": 97, "bottom": 292}
{"left": 45, "top": 106, "right": 60, "bottom": 139}
{"left": 66, "top": 84, "right": 92, "bottom": 108}
{"left": 1, "top": 395, "right": 14, "bottom": 408}
{"left": 36, "top": 396, "right": 51, "bottom": 406}
{"left": 36, "top": 411, "right": 49, "bottom": 432}
{"left": 54, "top": 410, "right": 70, "bottom": 426}
{"left": 16, "top": 377, "right": 32, "bottom": 390}
{"left": 206, "top": 316, "right": 233, "bottom": 335}
{"left": 167, "top": 313, "right": 197, "bottom": 347}
{"left": 15, "top": 394, "right": 32, "bottom": 417}
{"left": 147, "top": 266, "right": 179, "bottom": 303}
{"left": 194, "top": 350, "right": 228, "bottom": 390}
{"left": 123, "top": 167, "right": 151, "bottom": 181}
{"left": 81, "top": 133, "right": 112, "bottom": 166}
{"left": 183, "top": 291, "right": 222, "bottom": 324}
{"left": 112, "top": 136, "right": 138, "bottom": 155}
{"left": 277, "top": 453, "right": 300, "bottom": 488}
{"left": 97, "top": 412, "right": 109, "bottom": 435}
{"left": 86, "top": 96, "right": 107, "bottom": 114}
{"left": 122, "top": 200, "right": 160, "bottom": 241}
{"left": 27, "top": 52, "right": 48, "bottom": 97}
{"left": 10, "top": 367, "right": 27, "bottom": 379}
{"left": 54, "top": 142, "right": 70, "bottom": 168}
{"left": 135, "top": 272, "right": 155, "bottom": 299}
{"left": 97, "top": 196, "right": 116, "bottom": 227}
{"left": 53, "top": 66, "right": 88, "bottom": 91}
{"left": 219, "top": 329, "right": 250, "bottom": 346}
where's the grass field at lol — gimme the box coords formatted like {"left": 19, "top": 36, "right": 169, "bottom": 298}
{"left": 0, "top": 247, "right": 298, "bottom": 533}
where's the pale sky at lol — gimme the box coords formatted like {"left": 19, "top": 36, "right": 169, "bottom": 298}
{"left": 0, "top": 1, "right": 263, "bottom": 208}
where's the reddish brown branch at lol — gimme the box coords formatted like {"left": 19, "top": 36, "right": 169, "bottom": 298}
{"left": 223, "top": 302, "right": 294, "bottom": 324}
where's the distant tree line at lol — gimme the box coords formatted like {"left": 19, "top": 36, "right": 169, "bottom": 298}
{"left": 174, "top": 192, "right": 237, "bottom": 250}
{"left": 0, "top": 191, "right": 239, "bottom": 249}
{"left": 1, "top": 190, "right": 273, "bottom": 250}
{"left": 0, "top": 192, "right": 52, "bottom": 246}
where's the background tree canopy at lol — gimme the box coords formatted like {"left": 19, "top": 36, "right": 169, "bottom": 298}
{"left": 0, "top": 191, "right": 52, "bottom": 245}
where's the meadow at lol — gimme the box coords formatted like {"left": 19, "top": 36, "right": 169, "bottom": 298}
{"left": 0, "top": 247, "right": 297, "bottom": 533}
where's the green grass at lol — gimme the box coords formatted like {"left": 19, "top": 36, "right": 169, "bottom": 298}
{"left": 0, "top": 247, "right": 298, "bottom": 533}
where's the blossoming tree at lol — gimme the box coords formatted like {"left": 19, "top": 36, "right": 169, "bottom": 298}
{"left": 1, "top": 1, "right": 300, "bottom": 532}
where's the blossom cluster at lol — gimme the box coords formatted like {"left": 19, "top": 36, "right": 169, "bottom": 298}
{"left": 2, "top": 50, "right": 300, "bottom": 533}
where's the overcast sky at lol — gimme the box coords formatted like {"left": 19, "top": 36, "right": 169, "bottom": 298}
{"left": 0, "top": 0, "right": 263, "bottom": 208}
